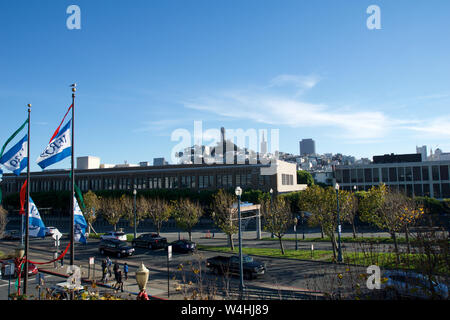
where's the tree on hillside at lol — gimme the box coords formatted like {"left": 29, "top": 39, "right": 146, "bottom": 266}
{"left": 211, "top": 189, "right": 238, "bottom": 250}
{"left": 297, "top": 170, "right": 314, "bottom": 186}
{"left": 172, "top": 198, "right": 203, "bottom": 241}
{"left": 261, "top": 196, "right": 292, "bottom": 255}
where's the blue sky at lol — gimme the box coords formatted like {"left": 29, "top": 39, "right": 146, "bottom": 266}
{"left": 1, "top": 0, "right": 450, "bottom": 172}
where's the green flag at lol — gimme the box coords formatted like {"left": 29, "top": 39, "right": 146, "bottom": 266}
{"left": 0, "top": 118, "right": 29, "bottom": 205}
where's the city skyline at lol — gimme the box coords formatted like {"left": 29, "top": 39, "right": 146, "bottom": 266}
{"left": 1, "top": 1, "right": 450, "bottom": 173}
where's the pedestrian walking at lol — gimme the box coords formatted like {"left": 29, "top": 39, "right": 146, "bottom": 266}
{"left": 106, "top": 257, "right": 112, "bottom": 278}
{"left": 123, "top": 263, "right": 129, "bottom": 280}
{"left": 101, "top": 259, "right": 107, "bottom": 282}
{"left": 116, "top": 270, "right": 124, "bottom": 292}
{"left": 113, "top": 262, "right": 120, "bottom": 281}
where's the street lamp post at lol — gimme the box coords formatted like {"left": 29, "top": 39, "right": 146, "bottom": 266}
{"left": 294, "top": 217, "right": 298, "bottom": 251}
{"left": 269, "top": 188, "right": 274, "bottom": 239}
{"left": 235, "top": 186, "right": 244, "bottom": 296}
{"left": 133, "top": 186, "right": 137, "bottom": 240}
{"left": 335, "top": 183, "right": 343, "bottom": 263}
{"left": 136, "top": 262, "right": 150, "bottom": 300}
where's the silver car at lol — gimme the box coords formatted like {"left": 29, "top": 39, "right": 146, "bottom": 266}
{"left": 383, "top": 270, "right": 449, "bottom": 299}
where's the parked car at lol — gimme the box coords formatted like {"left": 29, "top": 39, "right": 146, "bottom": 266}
{"left": 167, "top": 239, "right": 197, "bottom": 253}
{"left": 100, "top": 231, "right": 127, "bottom": 241}
{"left": 132, "top": 233, "right": 167, "bottom": 250}
{"left": 1, "top": 259, "right": 38, "bottom": 278}
{"left": 45, "top": 227, "right": 61, "bottom": 237}
{"left": 382, "top": 270, "right": 449, "bottom": 299}
{"left": 98, "top": 239, "right": 135, "bottom": 258}
{"left": 206, "top": 255, "right": 266, "bottom": 280}
{"left": 2, "top": 230, "right": 21, "bottom": 240}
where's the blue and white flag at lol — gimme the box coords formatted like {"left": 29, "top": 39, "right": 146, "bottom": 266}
{"left": 28, "top": 197, "right": 46, "bottom": 238}
{"left": 36, "top": 120, "right": 71, "bottom": 170}
{"left": 0, "top": 135, "right": 28, "bottom": 176}
{"left": 74, "top": 196, "right": 88, "bottom": 244}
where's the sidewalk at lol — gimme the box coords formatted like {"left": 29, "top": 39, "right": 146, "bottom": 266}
{"left": 38, "top": 262, "right": 174, "bottom": 300}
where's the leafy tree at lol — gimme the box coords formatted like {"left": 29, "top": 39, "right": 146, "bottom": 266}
{"left": 298, "top": 185, "right": 351, "bottom": 261}
{"left": 211, "top": 189, "right": 238, "bottom": 250}
{"left": 172, "top": 198, "right": 203, "bottom": 241}
{"left": 359, "top": 184, "right": 423, "bottom": 261}
{"left": 98, "top": 197, "right": 123, "bottom": 231}
{"left": 146, "top": 198, "right": 173, "bottom": 235}
{"left": 82, "top": 190, "right": 100, "bottom": 234}
{"left": 297, "top": 170, "right": 314, "bottom": 186}
{"left": 0, "top": 205, "right": 7, "bottom": 238}
{"left": 261, "top": 196, "right": 292, "bottom": 254}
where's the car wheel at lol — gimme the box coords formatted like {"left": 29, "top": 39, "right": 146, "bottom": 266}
{"left": 117, "top": 252, "right": 121, "bottom": 258}
{"left": 148, "top": 243, "right": 153, "bottom": 250}
{"left": 100, "top": 249, "right": 105, "bottom": 255}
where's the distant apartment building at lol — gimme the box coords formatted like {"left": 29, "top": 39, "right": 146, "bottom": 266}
{"left": 334, "top": 153, "right": 450, "bottom": 199}
{"left": 299, "top": 139, "right": 316, "bottom": 156}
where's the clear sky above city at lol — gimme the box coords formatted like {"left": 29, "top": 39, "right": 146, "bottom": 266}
{"left": 1, "top": 0, "right": 449, "bottom": 172}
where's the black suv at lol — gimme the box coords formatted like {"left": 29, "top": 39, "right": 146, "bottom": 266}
{"left": 132, "top": 233, "right": 167, "bottom": 250}
{"left": 99, "top": 239, "right": 135, "bottom": 258}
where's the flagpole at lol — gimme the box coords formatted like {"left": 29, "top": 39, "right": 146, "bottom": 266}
{"left": 23, "top": 103, "right": 31, "bottom": 295}
{"left": 70, "top": 84, "right": 76, "bottom": 270}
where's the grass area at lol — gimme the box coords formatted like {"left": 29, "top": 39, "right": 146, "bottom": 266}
{"left": 261, "top": 236, "right": 409, "bottom": 244}
{"left": 198, "top": 244, "right": 449, "bottom": 275}
{"left": 87, "top": 233, "right": 135, "bottom": 242}
{"left": 197, "top": 244, "right": 333, "bottom": 261}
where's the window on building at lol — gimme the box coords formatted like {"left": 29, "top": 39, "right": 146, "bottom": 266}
{"left": 422, "top": 167, "right": 429, "bottom": 181}
{"left": 364, "top": 169, "right": 372, "bottom": 183}
{"left": 413, "top": 167, "right": 421, "bottom": 181}
{"left": 351, "top": 169, "right": 357, "bottom": 183}
{"left": 433, "top": 183, "right": 441, "bottom": 198}
{"left": 432, "top": 166, "right": 440, "bottom": 181}
{"left": 389, "top": 167, "right": 398, "bottom": 182}
{"left": 382, "top": 168, "right": 389, "bottom": 182}
{"left": 372, "top": 168, "right": 379, "bottom": 182}
{"left": 414, "top": 184, "right": 423, "bottom": 197}
{"left": 440, "top": 165, "right": 449, "bottom": 181}
{"left": 405, "top": 167, "right": 412, "bottom": 182}
{"left": 398, "top": 167, "right": 405, "bottom": 182}
{"left": 357, "top": 169, "right": 364, "bottom": 183}
{"left": 343, "top": 169, "right": 350, "bottom": 183}
{"left": 423, "top": 184, "right": 430, "bottom": 197}
{"left": 441, "top": 183, "right": 450, "bottom": 198}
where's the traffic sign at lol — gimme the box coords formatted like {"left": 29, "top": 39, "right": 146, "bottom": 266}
{"left": 167, "top": 245, "right": 172, "bottom": 261}
{"left": 52, "top": 230, "right": 62, "bottom": 241}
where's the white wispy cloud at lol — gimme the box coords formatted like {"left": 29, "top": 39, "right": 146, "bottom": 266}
{"left": 182, "top": 74, "right": 415, "bottom": 141}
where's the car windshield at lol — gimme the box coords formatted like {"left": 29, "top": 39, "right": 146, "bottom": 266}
{"left": 117, "top": 242, "right": 128, "bottom": 247}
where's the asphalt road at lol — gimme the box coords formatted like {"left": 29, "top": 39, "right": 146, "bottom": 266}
{"left": 0, "top": 234, "right": 376, "bottom": 300}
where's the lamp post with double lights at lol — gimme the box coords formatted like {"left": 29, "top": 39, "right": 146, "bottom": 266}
{"left": 235, "top": 186, "right": 245, "bottom": 296}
